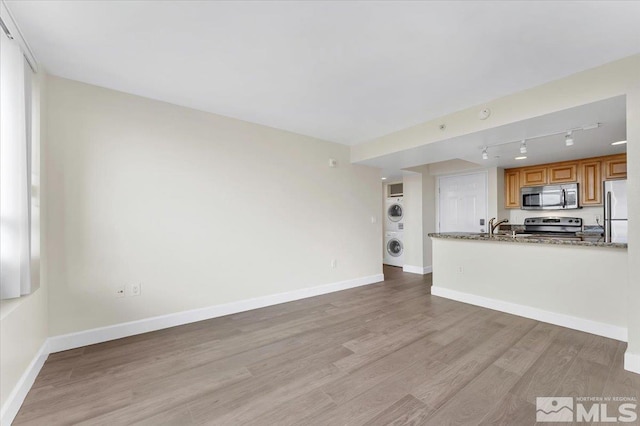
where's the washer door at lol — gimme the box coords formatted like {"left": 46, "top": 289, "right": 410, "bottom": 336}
{"left": 386, "top": 238, "right": 403, "bottom": 257}
{"left": 387, "top": 204, "right": 403, "bottom": 222}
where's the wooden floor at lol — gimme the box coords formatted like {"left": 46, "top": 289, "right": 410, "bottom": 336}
{"left": 15, "top": 266, "right": 640, "bottom": 425}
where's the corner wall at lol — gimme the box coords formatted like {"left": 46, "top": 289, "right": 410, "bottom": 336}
{"left": 44, "top": 76, "right": 383, "bottom": 337}
{"left": 625, "top": 86, "right": 640, "bottom": 367}
{"left": 402, "top": 172, "right": 423, "bottom": 269}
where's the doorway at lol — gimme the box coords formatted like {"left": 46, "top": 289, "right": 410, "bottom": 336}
{"left": 438, "top": 172, "right": 488, "bottom": 233}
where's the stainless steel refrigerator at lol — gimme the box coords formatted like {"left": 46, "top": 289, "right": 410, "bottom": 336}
{"left": 604, "top": 179, "right": 628, "bottom": 243}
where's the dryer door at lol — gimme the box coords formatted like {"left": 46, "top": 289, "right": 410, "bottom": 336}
{"left": 386, "top": 238, "right": 403, "bottom": 257}
{"left": 387, "top": 203, "right": 403, "bottom": 222}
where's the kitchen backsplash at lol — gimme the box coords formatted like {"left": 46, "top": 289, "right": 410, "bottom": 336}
{"left": 508, "top": 206, "right": 603, "bottom": 226}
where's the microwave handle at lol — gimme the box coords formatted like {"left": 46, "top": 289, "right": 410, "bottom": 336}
{"left": 561, "top": 189, "right": 566, "bottom": 208}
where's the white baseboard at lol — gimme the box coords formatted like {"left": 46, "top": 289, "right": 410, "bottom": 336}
{"left": 48, "top": 273, "right": 384, "bottom": 353}
{"left": 431, "top": 286, "right": 628, "bottom": 342}
{"left": 624, "top": 351, "right": 640, "bottom": 374}
{"left": 0, "top": 340, "right": 49, "bottom": 426}
{"left": 3, "top": 273, "right": 384, "bottom": 423}
{"left": 402, "top": 265, "right": 433, "bottom": 275}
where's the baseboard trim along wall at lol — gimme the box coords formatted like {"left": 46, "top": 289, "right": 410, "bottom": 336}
{"left": 1, "top": 340, "right": 49, "bottom": 426}
{"left": 431, "top": 286, "right": 628, "bottom": 343}
{"left": 48, "top": 273, "right": 384, "bottom": 353}
{"left": 2, "top": 273, "right": 383, "bottom": 424}
{"left": 402, "top": 265, "right": 433, "bottom": 275}
{"left": 624, "top": 352, "right": 640, "bottom": 375}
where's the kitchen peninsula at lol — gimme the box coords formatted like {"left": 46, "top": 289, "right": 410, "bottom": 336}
{"left": 428, "top": 232, "right": 628, "bottom": 341}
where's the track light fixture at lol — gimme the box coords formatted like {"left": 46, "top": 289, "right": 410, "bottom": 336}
{"left": 565, "top": 131, "right": 574, "bottom": 146}
{"left": 479, "top": 123, "right": 599, "bottom": 160}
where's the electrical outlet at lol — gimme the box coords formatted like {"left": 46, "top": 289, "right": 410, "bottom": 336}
{"left": 331, "top": 259, "right": 337, "bottom": 269}
{"left": 129, "top": 283, "right": 141, "bottom": 297}
{"left": 457, "top": 266, "right": 464, "bottom": 274}
{"left": 595, "top": 214, "right": 602, "bottom": 223}
{"left": 115, "top": 285, "right": 125, "bottom": 298}
{"left": 371, "top": 216, "right": 377, "bottom": 224}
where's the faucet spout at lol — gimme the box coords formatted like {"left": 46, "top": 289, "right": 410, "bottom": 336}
{"left": 491, "top": 219, "right": 509, "bottom": 235}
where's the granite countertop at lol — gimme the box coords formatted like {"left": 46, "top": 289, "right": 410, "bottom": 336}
{"left": 428, "top": 232, "right": 627, "bottom": 249}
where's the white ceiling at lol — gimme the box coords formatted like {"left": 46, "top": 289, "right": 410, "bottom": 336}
{"left": 360, "top": 96, "right": 627, "bottom": 172}
{"left": 7, "top": 1, "right": 640, "bottom": 145}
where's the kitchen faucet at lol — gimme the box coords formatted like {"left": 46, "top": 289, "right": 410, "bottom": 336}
{"left": 488, "top": 218, "right": 509, "bottom": 235}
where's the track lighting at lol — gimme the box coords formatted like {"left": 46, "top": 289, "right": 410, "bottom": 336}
{"left": 479, "top": 123, "right": 598, "bottom": 160}
{"left": 565, "top": 131, "right": 574, "bottom": 146}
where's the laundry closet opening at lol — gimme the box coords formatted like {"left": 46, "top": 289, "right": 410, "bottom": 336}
{"left": 383, "top": 182, "right": 404, "bottom": 268}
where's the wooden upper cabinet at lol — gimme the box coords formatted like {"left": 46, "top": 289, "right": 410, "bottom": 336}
{"left": 521, "top": 166, "right": 548, "bottom": 186}
{"left": 579, "top": 159, "right": 602, "bottom": 205}
{"left": 603, "top": 153, "right": 627, "bottom": 180}
{"left": 503, "top": 153, "right": 626, "bottom": 209}
{"left": 548, "top": 163, "right": 578, "bottom": 184}
{"left": 504, "top": 169, "right": 520, "bottom": 208}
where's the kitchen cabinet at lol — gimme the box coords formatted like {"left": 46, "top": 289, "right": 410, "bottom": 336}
{"left": 548, "top": 163, "right": 577, "bottom": 184}
{"left": 521, "top": 166, "right": 548, "bottom": 186}
{"left": 579, "top": 159, "right": 602, "bottom": 205}
{"left": 603, "top": 153, "right": 627, "bottom": 180}
{"left": 504, "top": 169, "right": 520, "bottom": 208}
{"left": 504, "top": 153, "right": 626, "bottom": 209}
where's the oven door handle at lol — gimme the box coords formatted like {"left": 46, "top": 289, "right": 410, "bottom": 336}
{"left": 561, "top": 189, "right": 566, "bottom": 208}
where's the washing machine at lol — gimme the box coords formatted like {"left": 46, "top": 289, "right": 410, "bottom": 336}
{"left": 384, "top": 231, "right": 404, "bottom": 267}
{"left": 385, "top": 197, "right": 404, "bottom": 231}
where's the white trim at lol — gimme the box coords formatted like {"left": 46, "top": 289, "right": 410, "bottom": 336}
{"left": 402, "top": 265, "right": 433, "bottom": 275}
{"left": 431, "top": 286, "right": 628, "bottom": 342}
{"left": 2, "top": 273, "right": 384, "bottom": 422}
{"left": 0, "top": 340, "right": 49, "bottom": 426}
{"left": 48, "top": 273, "right": 384, "bottom": 353}
{"left": 624, "top": 351, "right": 640, "bottom": 375}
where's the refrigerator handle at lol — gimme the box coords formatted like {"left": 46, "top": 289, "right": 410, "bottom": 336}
{"left": 605, "top": 191, "right": 612, "bottom": 242}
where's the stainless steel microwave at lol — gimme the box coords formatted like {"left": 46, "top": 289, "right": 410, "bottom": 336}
{"left": 521, "top": 183, "right": 579, "bottom": 210}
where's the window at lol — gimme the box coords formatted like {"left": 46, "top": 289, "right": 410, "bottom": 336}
{"left": 0, "top": 26, "right": 39, "bottom": 299}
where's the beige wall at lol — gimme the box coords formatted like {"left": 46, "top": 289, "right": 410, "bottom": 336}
{"left": 0, "top": 289, "right": 48, "bottom": 410}
{"left": 421, "top": 170, "right": 436, "bottom": 268}
{"left": 45, "top": 76, "right": 382, "bottom": 336}
{"left": 400, "top": 166, "right": 436, "bottom": 271}
{"left": 432, "top": 238, "right": 628, "bottom": 329}
{"left": 626, "top": 86, "right": 640, "bottom": 355}
{"left": 402, "top": 173, "right": 423, "bottom": 268}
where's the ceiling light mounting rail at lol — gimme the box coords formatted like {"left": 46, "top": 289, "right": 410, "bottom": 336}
{"left": 480, "top": 122, "right": 601, "bottom": 160}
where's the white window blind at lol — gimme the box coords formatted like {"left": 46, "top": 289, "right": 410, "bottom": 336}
{"left": 0, "top": 28, "right": 32, "bottom": 299}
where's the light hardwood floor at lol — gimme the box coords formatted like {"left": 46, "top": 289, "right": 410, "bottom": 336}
{"left": 14, "top": 266, "right": 640, "bottom": 425}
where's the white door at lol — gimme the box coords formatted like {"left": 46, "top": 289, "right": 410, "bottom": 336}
{"left": 438, "top": 172, "right": 488, "bottom": 233}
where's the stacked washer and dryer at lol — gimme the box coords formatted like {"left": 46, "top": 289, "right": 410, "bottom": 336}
{"left": 384, "top": 195, "right": 404, "bottom": 267}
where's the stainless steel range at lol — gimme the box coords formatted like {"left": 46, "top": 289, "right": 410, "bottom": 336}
{"left": 523, "top": 217, "right": 583, "bottom": 237}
